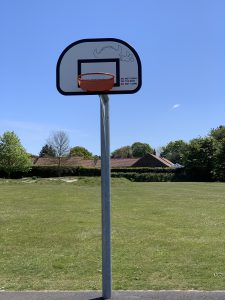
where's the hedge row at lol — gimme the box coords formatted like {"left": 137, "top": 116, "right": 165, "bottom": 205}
{"left": 29, "top": 166, "right": 101, "bottom": 177}
{"left": 0, "top": 166, "right": 186, "bottom": 181}
{"left": 0, "top": 166, "right": 100, "bottom": 178}
{"left": 111, "top": 172, "right": 175, "bottom": 182}
{"left": 111, "top": 167, "right": 177, "bottom": 174}
{"left": 30, "top": 166, "right": 183, "bottom": 178}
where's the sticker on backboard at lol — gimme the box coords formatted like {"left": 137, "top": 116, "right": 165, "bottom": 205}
{"left": 56, "top": 38, "right": 142, "bottom": 95}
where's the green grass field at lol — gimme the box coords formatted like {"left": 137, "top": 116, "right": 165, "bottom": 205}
{"left": 1, "top": 177, "right": 225, "bottom": 291}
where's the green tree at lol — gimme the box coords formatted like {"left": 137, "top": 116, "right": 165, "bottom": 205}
{"left": 39, "top": 144, "right": 56, "bottom": 157}
{"left": 209, "top": 125, "right": 225, "bottom": 141}
{"left": 70, "top": 146, "right": 93, "bottom": 159}
{"left": 111, "top": 146, "right": 132, "bottom": 158}
{"left": 0, "top": 131, "right": 31, "bottom": 177}
{"left": 131, "top": 142, "right": 153, "bottom": 157}
{"left": 208, "top": 125, "right": 225, "bottom": 181}
{"left": 184, "top": 137, "right": 216, "bottom": 181}
{"left": 160, "top": 140, "right": 188, "bottom": 164}
{"left": 212, "top": 138, "right": 225, "bottom": 181}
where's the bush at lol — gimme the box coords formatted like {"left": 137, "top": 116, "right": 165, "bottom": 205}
{"left": 111, "top": 172, "right": 175, "bottom": 182}
{"left": 0, "top": 166, "right": 100, "bottom": 178}
{"left": 111, "top": 167, "right": 177, "bottom": 174}
{"left": 28, "top": 166, "right": 101, "bottom": 178}
{"left": 19, "top": 166, "right": 180, "bottom": 179}
{"left": 0, "top": 165, "right": 187, "bottom": 181}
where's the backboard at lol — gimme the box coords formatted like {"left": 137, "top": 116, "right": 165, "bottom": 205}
{"left": 56, "top": 38, "right": 142, "bottom": 95}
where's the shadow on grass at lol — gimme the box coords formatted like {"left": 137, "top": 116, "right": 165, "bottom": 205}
{"left": 89, "top": 298, "right": 103, "bottom": 300}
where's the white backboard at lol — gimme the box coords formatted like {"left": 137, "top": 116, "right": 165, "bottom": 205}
{"left": 56, "top": 38, "right": 142, "bottom": 95}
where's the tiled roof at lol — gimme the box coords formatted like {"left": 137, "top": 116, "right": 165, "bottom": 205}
{"left": 132, "top": 153, "right": 174, "bottom": 168}
{"left": 33, "top": 154, "right": 174, "bottom": 168}
{"left": 159, "top": 157, "right": 175, "bottom": 167}
{"left": 110, "top": 158, "right": 139, "bottom": 167}
{"left": 150, "top": 154, "right": 174, "bottom": 167}
{"left": 34, "top": 157, "right": 99, "bottom": 167}
{"left": 34, "top": 157, "right": 139, "bottom": 168}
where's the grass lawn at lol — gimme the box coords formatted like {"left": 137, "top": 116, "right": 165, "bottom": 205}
{"left": 1, "top": 177, "right": 225, "bottom": 291}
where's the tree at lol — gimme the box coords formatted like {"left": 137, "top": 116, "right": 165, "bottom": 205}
{"left": 212, "top": 138, "right": 225, "bottom": 181}
{"left": 111, "top": 142, "right": 154, "bottom": 158}
{"left": 0, "top": 131, "right": 31, "bottom": 177}
{"left": 39, "top": 144, "right": 56, "bottom": 157}
{"left": 111, "top": 146, "right": 132, "bottom": 158}
{"left": 93, "top": 155, "right": 100, "bottom": 166}
{"left": 160, "top": 140, "right": 188, "bottom": 165}
{"left": 48, "top": 131, "right": 70, "bottom": 166}
{"left": 208, "top": 125, "right": 225, "bottom": 181}
{"left": 184, "top": 137, "right": 216, "bottom": 181}
{"left": 209, "top": 125, "right": 225, "bottom": 141}
{"left": 131, "top": 142, "right": 154, "bottom": 157}
{"left": 70, "top": 146, "right": 93, "bottom": 158}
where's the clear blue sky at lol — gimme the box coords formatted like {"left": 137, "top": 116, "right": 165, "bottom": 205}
{"left": 1, "top": 0, "right": 225, "bottom": 155}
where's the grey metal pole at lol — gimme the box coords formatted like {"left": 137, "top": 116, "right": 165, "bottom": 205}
{"left": 100, "top": 94, "right": 112, "bottom": 299}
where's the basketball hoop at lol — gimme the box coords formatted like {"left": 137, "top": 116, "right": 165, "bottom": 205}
{"left": 77, "top": 72, "right": 115, "bottom": 92}
{"left": 57, "top": 38, "right": 142, "bottom": 300}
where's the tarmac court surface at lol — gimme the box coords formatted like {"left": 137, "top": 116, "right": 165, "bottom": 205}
{"left": 1, "top": 291, "right": 225, "bottom": 300}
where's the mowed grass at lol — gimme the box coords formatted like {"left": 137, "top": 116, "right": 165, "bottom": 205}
{"left": 1, "top": 178, "right": 225, "bottom": 291}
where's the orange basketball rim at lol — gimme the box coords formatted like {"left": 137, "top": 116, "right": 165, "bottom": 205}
{"left": 77, "top": 72, "right": 115, "bottom": 92}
